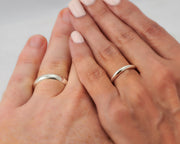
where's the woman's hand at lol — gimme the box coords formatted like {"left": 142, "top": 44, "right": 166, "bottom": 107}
{"left": 68, "top": 0, "right": 180, "bottom": 143}
{"left": 0, "top": 8, "right": 113, "bottom": 144}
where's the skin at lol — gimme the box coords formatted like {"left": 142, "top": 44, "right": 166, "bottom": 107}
{"left": 68, "top": 0, "right": 180, "bottom": 143}
{"left": 0, "top": 9, "right": 113, "bottom": 144}
{"left": 0, "top": 0, "right": 180, "bottom": 143}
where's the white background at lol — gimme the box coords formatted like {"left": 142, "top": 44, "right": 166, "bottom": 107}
{"left": 0, "top": 0, "right": 180, "bottom": 100}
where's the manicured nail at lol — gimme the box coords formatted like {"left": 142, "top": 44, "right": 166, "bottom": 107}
{"left": 103, "top": 0, "right": 121, "bottom": 6}
{"left": 68, "top": 0, "right": 86, "bottom": 18}
{"left": 29, "top": 36, "right": 45, "bottom": 48}
{"left": 71, "top": 31, "right": 84, "bottom": 43}
{"left": 80, "top": 0, "right": 96, "bottom": 6}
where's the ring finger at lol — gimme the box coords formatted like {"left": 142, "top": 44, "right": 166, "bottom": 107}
{"left": 33, "top": 9, "right": 73, "bottom": 98}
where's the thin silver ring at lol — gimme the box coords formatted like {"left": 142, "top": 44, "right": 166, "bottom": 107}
{"left": 111, "top": 65, "right": 136, "bottom": 82}
{"left": 34, "top": 74, "right": 68, "bottom": 87}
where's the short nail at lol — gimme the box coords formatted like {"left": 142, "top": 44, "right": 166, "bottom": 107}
{"left": 80, "top": 0, "right": 96, "bottom": 6}
{"left": 71, "top": 31, "right": 84, "bottom": 43}
{"left": 68, "top": 0, "right": 86, "bottom": 18}
{"left": 59, "top": 8, "right": 71, "bottom": 24}
{"left": 29, "top": 36, "right": 44, "bottom": 48}
{"left": 103, "top": 0, "right": 121, "bottom": 6}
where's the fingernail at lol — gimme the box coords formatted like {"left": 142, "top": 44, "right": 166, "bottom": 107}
{"left": 59, "top": 8, "right": 71, "bottom": 24}
{"left": 29, "top": 36, "right": 45, "bottom": 48}
{"left": 71, "top": 31, "right": 84, "bottom": 43}
{"left": 68, "top": 0, "right": 86, "bottom": 18}
{"left": 80, "top": 0, "right": 96, "bottom": 6}
{"left": 103, "top": 0, "right": 121, "bottom": 6}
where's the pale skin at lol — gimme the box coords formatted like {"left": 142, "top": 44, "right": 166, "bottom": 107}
{"left": 0, "top": 0, "right": 180, "bottom": 144}
{"left": 0, "top": 9, "right": 113, "bottom": 144}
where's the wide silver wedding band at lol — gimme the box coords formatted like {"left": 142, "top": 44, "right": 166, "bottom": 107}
{"left": 34, "top": 74, "right": 68, "bottom": 87}
{"left": 111, "top": 65, "right": 136, "bottom": 82}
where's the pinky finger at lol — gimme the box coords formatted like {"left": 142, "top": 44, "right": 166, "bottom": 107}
{"left": 1, "top": 35, "right": 47, "bottom": 109}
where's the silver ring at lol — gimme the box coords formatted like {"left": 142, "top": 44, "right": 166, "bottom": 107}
{"left": 34, "top": 74, "right": 68, "bottom": 87}
{"left": 111, "top": 65, "right": 136, "bottom": 82}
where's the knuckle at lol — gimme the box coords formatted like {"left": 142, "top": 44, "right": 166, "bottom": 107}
{"left": 131, "top": 86, "right": 148, "bottom": 107}
{"left": 39, "top": 59, "right": 68, "bottom": 76}
{"left": 98, "top": 44, "right": 119, "bottom": 61}
{"left": 118, "top": 2, "right": 138, "bottom": 20}
{"left": 154, "top": 64, "right": 174, "bottom": 89}
{"left": 10, "top": 74, "right": 32, "bottom": 85}
{"left": 93, "top": 7, "right": 109, "bottom": 19}
{"left": 72, "top": 52, "right": 87, "bottom": 64}
{"left": 11, "top": 74, "right": 24, "bottom": 84}
{"left": 77, "top": 19, "right": 95, "bottom": 36}
{"left": 86, "top": 66, "right": 106, "bottom": 82}
{"left": 74, "top": 56, "right": 107, "bottom": 84}
{"left": 116, "top": 30, "right": 136, "bottom": 46}
{"left": 108, "top": 102, "right": 131, "bottom": 123}
{"left": 18, "top": 54, "right": 39, "bottom": 66}
{"left": 143, "top": 22, "right": 164, "bottom": 37}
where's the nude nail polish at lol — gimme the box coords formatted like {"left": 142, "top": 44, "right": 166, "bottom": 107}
{"left": 68, "top": 0, "right": 86, "bottom": 18}
{"left": 80, "top": 0, "right": 96, "bottom": 6}
{"left": 103, "top": 0, "right": 121, "bottom": 6}
{"left": 71, "top": 31, "right": 85, "bottom": 43}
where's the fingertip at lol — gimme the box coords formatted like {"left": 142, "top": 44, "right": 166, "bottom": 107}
{"left": 52, "top": 9, "right": 74, "bottom": 37}
{"left": 27, "top": 35, "right": 47, "bottom": 49}
{"left": 58, "top": 8, "right": 72, "bottom": 24}
{"left": 20, "top": 35, "right": 47, "bottom": 62}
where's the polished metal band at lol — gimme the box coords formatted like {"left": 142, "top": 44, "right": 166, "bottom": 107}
{"left": 34, "top": 74, "right": 68, "bottom": 87}
{"left": 111, "top": 65, "right": 136, "bottom": 82}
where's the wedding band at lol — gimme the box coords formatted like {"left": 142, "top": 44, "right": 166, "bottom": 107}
{"left": 111, "top": 65, "right": 136, "bottom": 82}
{"left": 34, "top": 74, "right": 68, "bottom": 87}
